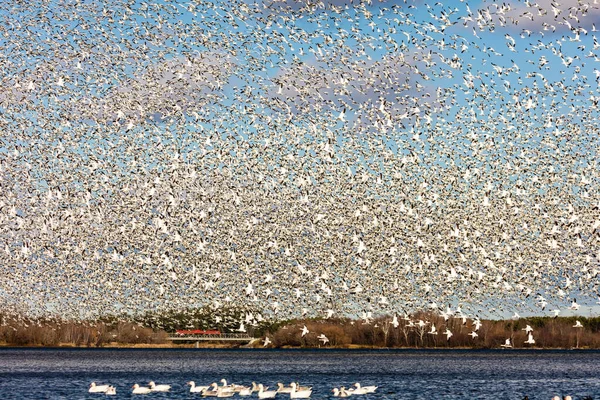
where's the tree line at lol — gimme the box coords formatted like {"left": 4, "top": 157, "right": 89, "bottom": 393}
{"left": 0, "top": 314, "right": 167, "bottom": 347}
{"left": 267, "top": 313, "right": 600, "bottom": 349}
{"left": 2, "top": 308, "right": 600, "bottom": 349}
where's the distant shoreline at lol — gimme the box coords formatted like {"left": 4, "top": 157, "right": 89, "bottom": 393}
{"left": 3, "top": 313, "right": 599, "bottom": 349}
{"left": 1, "top": 342, "right": 598, "bottom": 350}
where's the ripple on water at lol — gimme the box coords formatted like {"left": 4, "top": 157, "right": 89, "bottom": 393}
{"left": 0, "top": 349, "right": 599, "bottom": 400}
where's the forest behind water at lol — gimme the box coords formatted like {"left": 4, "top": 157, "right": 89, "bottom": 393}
{"left": 2, "top": 307, "right": 600, "bottom": 349}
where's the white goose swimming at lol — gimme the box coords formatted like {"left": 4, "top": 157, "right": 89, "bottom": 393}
{"left": 290, "top": 382, "right": 312, "bottom": 398}
{"left": 132, "top": 384, "right": 152, "bottom": 394}
{"left": 354, "top": 383, "right": 377, "bottom": 393}
{"left": 277, "top": 383, "right": 293, "bottom": 393}
{"left": 89, "top": 382, "right": 110, "bottom": 393}
{"left": 220, "top": 379, "right": 245, "bottom": 393}
{"left": 346, "top": 383, "right": 372, "bottom": 395}
{"left": 238, "top": 386, "right": 253, "bottom": 396}
{"left": 258, "top": 384, "right": 278, "bottom": 399}
{"left": 201, "top": 383, "right": 220, "bottom": 397}
{"left": 189, "top": 381, "right": 210, "bottom": 393}
{"left": 149, "top": 381, "right": 171, "bottom": 392}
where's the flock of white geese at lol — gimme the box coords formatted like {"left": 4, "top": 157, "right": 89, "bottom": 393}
{"left": 89, "top": 380, "right": 377, "bottom": 396}
{"left": 2, "top": 0, "right": 600, "bottom": 335}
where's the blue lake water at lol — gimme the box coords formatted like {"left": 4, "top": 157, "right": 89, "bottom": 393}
{"left": 0, "top": 348, "right": 599, "bottom": 399}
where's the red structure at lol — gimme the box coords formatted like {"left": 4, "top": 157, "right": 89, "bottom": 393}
{"left": 175, "top": 329, "right": 221, "bottom": 335}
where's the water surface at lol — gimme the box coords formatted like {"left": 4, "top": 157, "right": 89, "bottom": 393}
{"left": 0, "top": 348, "right": 598, "bottom": 399}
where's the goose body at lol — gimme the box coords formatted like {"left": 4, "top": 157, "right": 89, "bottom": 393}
{"left": 355, "top": 383, "right": 377, "bottom": 393}
{"left": 220, "top": 379, "right": 246, "bottom": 393}
{"left": 525, "top": 333, "right": 535, "bottom": 345}
{"left": 277, "top": 383, "right": 293, "bottom": 393}
{"left": 217, "top": 389, "right": 235, "bottom": 398}
{"left": 239, "top": 386, "right": 253, "bottom": 396}
{"left": 132, "top": 384, "right": 152, "bottom": 394}
{"left": 189, "top": 381, "right": 210, "bottom": 393}
{"left": 202, "top": 383, "right": 220, "bottom": 397}
{"left": 149, "top": 381, "right": 171, "bottom": 392}
{"left": 347, "top": 387, "right": 367, "bottom": 395}
{"left": 258, "top": 384, "right": 278, "bottom": 399}
{"left": 347, "top": 383, "right": 369, "bottom": 395}
{"left": 293, "top": 383, "right": 311, "bottom": 391}
{"left": 89, "top": 382, "right": 110, "bottom": 393}
{"left": 290, "top": 382, "right": 312, "bottom": 398}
